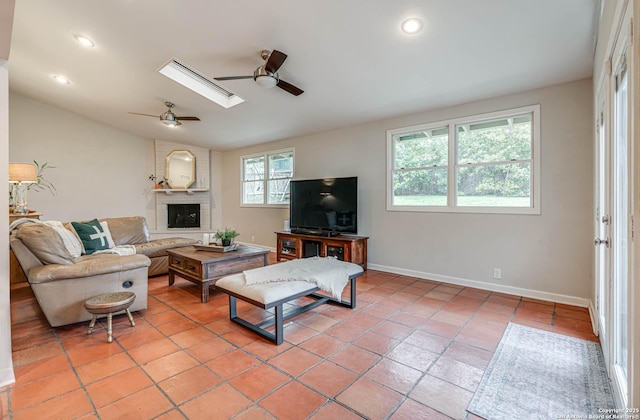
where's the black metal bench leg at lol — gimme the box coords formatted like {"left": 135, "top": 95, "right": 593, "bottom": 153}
{"left": 229, "top": 296, "right": 237, "bottom": 318}
{"left": 275, "top": 304, "right": 284, "bottom": 345}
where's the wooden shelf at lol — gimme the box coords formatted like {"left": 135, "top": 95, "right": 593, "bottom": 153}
{"left": 152, "top": 188, "right": 208, "bottom": 195}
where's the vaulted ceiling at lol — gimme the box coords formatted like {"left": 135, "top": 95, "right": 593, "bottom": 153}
{"left": 8, "top": 0, "right": 597, "bottom": 150}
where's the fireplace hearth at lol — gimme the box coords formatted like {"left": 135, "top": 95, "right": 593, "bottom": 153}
{"left": 167, "top": 204, "right": 200, "bottom": 229}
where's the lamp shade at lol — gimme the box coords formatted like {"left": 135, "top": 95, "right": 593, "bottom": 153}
{"left": 9, "top": 163, "right": 37, "bottom": 183}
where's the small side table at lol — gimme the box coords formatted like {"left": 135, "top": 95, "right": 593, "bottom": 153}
{"left": 84, "top": 292, "right": 136, "bottom": 343}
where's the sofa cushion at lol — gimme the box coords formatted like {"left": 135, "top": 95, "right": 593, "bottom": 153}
{"left": 135, "top": 237, "right": 197, "bottom": 258}
{"left": 15, "top": 223, "right": 74, "bottom": 265}
{"left": 101, "top": 216, "right": 150, "bottom": 245}
{"left": 71, "top": 219, "right": 113, "bottom": 255}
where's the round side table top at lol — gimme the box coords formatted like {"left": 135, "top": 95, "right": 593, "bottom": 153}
{"left": 85, "top": 292, "right": 136, "bottom": 311}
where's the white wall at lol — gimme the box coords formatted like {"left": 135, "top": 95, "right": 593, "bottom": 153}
{"left": 9, "top": 92, "right": 155, "bottom": 222}
{"left": 221, "top": 79, "right": 594, "bottom": 304}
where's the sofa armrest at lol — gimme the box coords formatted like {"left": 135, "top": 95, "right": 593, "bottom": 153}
{"left": 28, "top": 254, "right": 151, "bottom": 284}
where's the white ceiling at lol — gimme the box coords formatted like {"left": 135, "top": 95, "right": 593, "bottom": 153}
{"left": 8, "top": 0, "right": 597, "bottom": 151}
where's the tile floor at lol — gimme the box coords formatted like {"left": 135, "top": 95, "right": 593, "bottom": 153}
{"left": 1, "top": 255, "right": 597, "bottom": 419}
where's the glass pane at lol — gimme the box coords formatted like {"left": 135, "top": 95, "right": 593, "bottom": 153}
{"left": 394, "top": 127, "right": 448, "bottom": 169}
{"left": 267, "top": 179, "right": 291, "bottom": 204}
{"left": 457, "top": 114, "right": 532, "bottom": 164}
{"left": 268, "top": 151, "right": 293, "bottom": 179}
{"left": 457, "top": 162, "right": 530, "bottom": 207}
{"left": 392, "top": 168, "right": 447, "bottom": 206}
{"left": 243, "top": 157, "right": 264, "bottom": 181}
{"left": 243, "top": 181, "right": 263, "bottom": 204}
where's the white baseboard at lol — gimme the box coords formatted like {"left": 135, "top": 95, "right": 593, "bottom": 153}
{"left": 588, "top": 301, "right": 599, "bottom": 336}
{"left": 367, "top": 263, "right": 591, "bottom": 308}
{"left": 0, "top": 366, "right": 15, "bottom": 388}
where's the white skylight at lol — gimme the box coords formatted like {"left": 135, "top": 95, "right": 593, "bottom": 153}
{"left": 158, "top": 59, "right": 245, "bottom": 109}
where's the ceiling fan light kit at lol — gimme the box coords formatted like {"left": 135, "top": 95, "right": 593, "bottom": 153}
{"left": 129, "top": 101, "right": 199, "bottom": 127}
{"left": 215, "top": 49, "right": 304, "bottom": 96}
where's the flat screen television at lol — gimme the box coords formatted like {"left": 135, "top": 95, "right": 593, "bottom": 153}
{"left": 289, "top": 177, "right": 357, "bottom": 236}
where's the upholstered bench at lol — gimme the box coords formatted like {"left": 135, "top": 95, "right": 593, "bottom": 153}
{"left": 215, "top": 258, "right": 364, "bottom": 344}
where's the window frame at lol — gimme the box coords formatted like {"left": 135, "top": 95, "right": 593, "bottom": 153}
{"left": 387, "top": 105, "right": 541, "bottom": 215}
{"left": 240, "top": 147, "right": 294, "bottom": 208}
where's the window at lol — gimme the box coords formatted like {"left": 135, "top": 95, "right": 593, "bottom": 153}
{"left": 241, "top": 149, "right": 294, "bottom": 206}
{"left": 387, "top": 105, "right": 540, "bottom": 214}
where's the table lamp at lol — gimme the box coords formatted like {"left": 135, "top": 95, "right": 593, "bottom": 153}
{"left": 9, "top": 163, "right": 38, "bottom": 215}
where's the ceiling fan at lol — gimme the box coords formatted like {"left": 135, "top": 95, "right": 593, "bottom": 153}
{"left": 215, "top": 49, "right": 304, "bottom": 96}
{"left": 129, "top": 101, "right": 200, "bottom": 127}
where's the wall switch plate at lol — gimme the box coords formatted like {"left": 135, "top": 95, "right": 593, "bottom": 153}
{"left": 493, "top": 268, "right": 502, "bottom": 279}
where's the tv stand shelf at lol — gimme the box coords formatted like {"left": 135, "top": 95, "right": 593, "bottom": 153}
{"left": 275, "top": 231, "right": 368, "bottom": 270}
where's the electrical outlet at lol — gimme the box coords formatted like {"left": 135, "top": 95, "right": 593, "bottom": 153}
{"left": 251, "top": 235, "right": 256, "bottom": 242}
{"left": 493, "top": 268, "right": 502, "bottom": 280}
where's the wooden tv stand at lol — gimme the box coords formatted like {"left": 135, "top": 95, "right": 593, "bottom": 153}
{"left": 275, "top": 231, "right": 368, "bottom": 270}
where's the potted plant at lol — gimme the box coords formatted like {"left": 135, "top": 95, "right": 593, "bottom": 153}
{"left": 214, "top": 227, "right": 240, "bottom": 247}
{"left": 27, "top": 160, "right": 57, "bottom": 195}
{"left": 149, "top": 174, "right": 165, "bottom": 189}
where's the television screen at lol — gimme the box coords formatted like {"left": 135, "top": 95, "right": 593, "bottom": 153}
{"left": 289, "top": 177, "right": 357, "bottom": 235}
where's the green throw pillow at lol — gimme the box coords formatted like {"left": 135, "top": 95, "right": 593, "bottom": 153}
{"left": 71, "top": 219, "right": 111, "bottom": 255}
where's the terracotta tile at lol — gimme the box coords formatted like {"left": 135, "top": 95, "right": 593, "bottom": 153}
{"left": 282, "top": 322, "right": 319, "bottom": 344}
{"left": 442, "top": 341, "right": 493, "bottom": 370}
{"left": 519, "top": 300, "right": 555, "bottom": 314}
{"left": 260, "top": 381, "right": 326, "bottom": 419}
{"left": 521, "top": 297, "right": 555, "bottom": 306}
{"left": 512, "top": 307, "right": 553, "bottom": 325}
{"left": 364, "top": 357, "right": 422, "bottom": 394}
{"left": 158, "top": 365, "right": 221, "bottom": 405}
{"left": 12, "top": 353, "right": 72, "bottom": 386}
{"left": 170, "top": 326, "right": 217, "bottom": 349}
{"left": 299, "top": 334, "right": 345, "bottom": 358}
{"left": 97, "top": 384, "right": 173, "bottom": 419}
{"left": 425, "top": 291, "right": 456, "bottom": 302}
{"left": 388, "top": 311, "right": 426, "bottom": 328}
{"left": 297, "top": 313, "right": 340, "bottom": 331}
{"left": 233, "top": 406, "right": 277, "bottom": 420}
{"left": 76, "top": 352, "right": 136, "bottom": 384}
{"left": 347, "top": 313, "right": 384, "bottom": 330}
{"left": 324, "top": 321, "right": 367, "bottom": 342}
{"left": 329, "top": 345, "right": 381, "bottom": 374}
{"left": 221, "top": 329, "right": 259, "bottom": 347}
{"left": 512, "top": 317, "right": 553, "bottom": 331}
{"left": 127, "top": 338, "right": 181, "bottom": 365}
{"left": 387, "top": 342, "right": 438, "bottom": 371}
{"left": 555, "top": 305, "right": 591, "bottom": 321}
{"left": 554, "top": 315, "right": 594, "bottom": 334}
{"left": 455, "top": 327, "right": 502, "bottom": 351}
{"left": 10, "top": 369, "right": 81, "bottom": 411}
{"left": 153, "top": 409, "right": 189, "bottom": 420}
{"left": 390, "top": 398, "right": 451, "bottom": 420}
{"left": 111, "top": 327, "right": 165, "bottom": 351}
{"left": 430, "top": 310, "right": 471, "bottom": 326}
{"left": 243, "top": 339, "right": 292, "bottom": 361}
{"left": 353, "top": 331, "right": 399, "bottom": 355}
{"left": 442, "top": 301, "right": 480, "bottom": 316}
{"left": 372, "top": 320, "right": 414, "bottom": 340}
{"left": 11, "top": 388, "right": 93, "bottom": 420}
{"left": 299, "top": 361, "right": 358, "bottom": 397}
{"left": 410, "top": 375, "right": 473, "bottom": 419}
{"left": 269, "top": 347, "right": 322, "bottom": 377}
{"left": 67, "top": 342, "right": 122, "bottom": 366}
{"left": 419, "top": 318, "right": 461, "bottom": 339}
{"left": 486, "top": 294, "right": 520, "bottom": 307}
{"left": 85, "top": 367, "right": 153, "bottom": 407}
{"left": 337, "top": 377, "right": 403, "bottom": 419}
{"left": 205, "top": 349, "right": 261, "bottom": 379}
{"left": 309, "top": 401, "right": 362, "bottom": 419}
{"left": 11, "top": 341, "right": 64, "bottom": 367}
{"left": 361, "top": 301, "right": 401, "bottom": 319}
{"left": 474, "top": 307, "right": 513, "bottom": 323}
{"left": 458, "top": 287, "right": 491, "bottom": 300}
{"left": 143, "top": 310, "right": 187, "bottom": 327}
{"left": 186, "top": 336, "right": 237, "bottom": 363}
{"left": 407, "top": 331, "right": 451, "bottom": 355}
{"left": 553, "top": 326, "right": 599, "bottom": 342}
{"left": 229, "top": 363, "right": 289, "bottom": 400}
{"left": 155, "top": 317, "right": 200, "bottom": 336}
{"left": 142, "top": 350, "right": 200, "bottom": 382}
{"left": 428, "top": 356, "right": 484, "bottom": 392}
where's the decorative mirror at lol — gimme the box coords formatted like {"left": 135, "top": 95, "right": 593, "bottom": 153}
{"left": 165, "top": 150, "right": 196, "bottom": 189}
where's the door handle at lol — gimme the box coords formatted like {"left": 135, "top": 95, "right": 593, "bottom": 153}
{"left": 594, "top": 237, "right": 610, "bottom": 247}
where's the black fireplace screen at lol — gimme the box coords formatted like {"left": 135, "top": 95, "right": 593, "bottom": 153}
{"left": 167, "top": 204, "right": 200, "bottom": 228}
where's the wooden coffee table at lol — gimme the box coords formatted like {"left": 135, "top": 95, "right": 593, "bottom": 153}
{"left": 167, "top": 245, "right": 270, "bottom": 303}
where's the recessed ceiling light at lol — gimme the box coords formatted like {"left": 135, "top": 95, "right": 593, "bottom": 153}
{"left": 401, "top": 18, "right": 423, "bottom": 34}
{"left": 73, "top": 34, "right": 95, "bottom": 48}
{"left": 52, "top": 75, "right": 71, "bottom": 85}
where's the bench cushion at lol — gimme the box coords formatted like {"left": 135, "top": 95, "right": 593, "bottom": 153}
{"left": 215, "top": 273, "right": 319, "bottom": 307}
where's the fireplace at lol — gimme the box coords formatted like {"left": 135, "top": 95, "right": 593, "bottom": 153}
{"left": 167, "top": 204, "right": 200, "bottom": 229}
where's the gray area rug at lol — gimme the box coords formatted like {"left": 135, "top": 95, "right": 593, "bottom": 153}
{"left": 468, "top": 323, "right": 614, "bottom": 419}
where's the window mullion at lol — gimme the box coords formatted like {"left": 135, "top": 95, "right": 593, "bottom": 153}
{"left": 448, "top": 124, "right": 456, "bottom": 207}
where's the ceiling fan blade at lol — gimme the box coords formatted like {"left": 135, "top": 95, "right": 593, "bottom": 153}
{"left": 277, "top": 79, "right": 304, "bottom": 96}
{"left": 265, "top": 50, "right": 287, "bottom": 73}
{"left": 175, "top": 116, "right": 200, "bottom": 121}
{"left": 214, "top": 75, "right": 253, "bottom": 81}
{"left": 128, "top": 112, "right": 159, "bottom": 118}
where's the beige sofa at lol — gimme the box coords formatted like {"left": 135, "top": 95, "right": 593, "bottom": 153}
{"left": 10, "top": 216, "right": 196, "bottom": 327}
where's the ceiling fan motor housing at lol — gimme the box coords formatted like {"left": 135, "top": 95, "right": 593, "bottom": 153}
{"left": 253, "top": 66, "right": 278, "bottom": 88}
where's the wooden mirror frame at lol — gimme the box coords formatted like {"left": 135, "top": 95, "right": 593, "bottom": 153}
{"left": 165, "top": 150, "right": 196, "bottom": 189}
